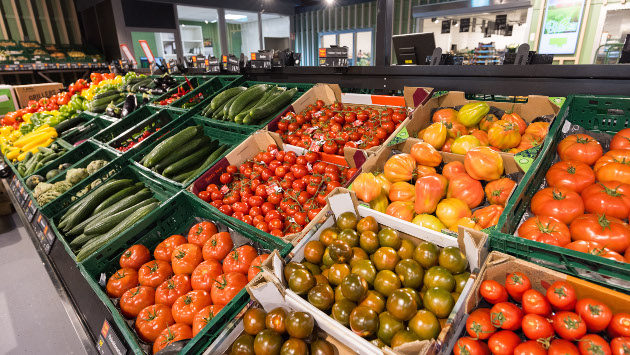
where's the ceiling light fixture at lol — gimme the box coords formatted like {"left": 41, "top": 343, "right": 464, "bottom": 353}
{"left": 205, "top": 20, "right": 208, "bottom": 24}
{"left": 433, "top": 18, "right": 439, "bottom": 23}
{"left": 225, "top": 14, "right": 248, "bottom": 20}
{"left": 211, "top": 20, "right": 217, "bottom": 23}
{"left": 326, "top": 0, "right": 334, "bottom": 4}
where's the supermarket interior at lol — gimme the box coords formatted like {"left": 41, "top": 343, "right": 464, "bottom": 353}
{"left": 1, "top": 0, "right": 630, "bottom": 354}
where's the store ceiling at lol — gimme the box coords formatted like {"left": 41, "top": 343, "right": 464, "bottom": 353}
{"left": 177, "top": 5, "right": 286, "bottom": 23}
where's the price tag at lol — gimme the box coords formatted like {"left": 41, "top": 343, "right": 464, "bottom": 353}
{"left": 220, "top": 185, "right": 229, "bottom": 194}
{"left": 309, "top": 140, "right": 323, "bottom": 152}
{"left": 313, "top": 133, "right": 324, "bottom": 140}
{"left": 96, "top": 320, "right": 127, "bottom": 355}
{"left": 306, "top": 163, "right": 313, "bottom": 172}
{"left": 304, "top": 126, "right": 319, "bottom": 135}
{"left": 19, "top": 188, "right": 30, "bottom": 209}
{"left": 34, "top": 213, "right": 53, "bottom": 254}
{"left": 24, "top": 200, "right": 37, "bottom": 222}
{"left": 312, "top": 111, "right": 322, "bottom": 118}
{"left": 353, "top": 120, "right": 363, "bottom": 127}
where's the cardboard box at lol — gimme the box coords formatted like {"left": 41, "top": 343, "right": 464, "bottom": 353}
{"left": 0, "top": 85, "right": 19, "bottom": 117}
{"left": 12, "top": 83, "right": 63, "bottom": 109}
{"left": 266, "top": 84, "right": 433, "bottom": 158}
{"left": 357, "top": 137, "right": 523, "bottom": 242}
{"left": 442, "top": 250, "right": 630, "bottom": 354}
{"left": 260, "top": 189, "right": 489, "bottom": 355}
{"left": 189, "top": 130, "right": 365, "bottom": 246}
{"left": 201, "top": 252, "right": 359, "bottom": 355}
{"left": 403, "top": 91, "right": 560, "bottom": 155}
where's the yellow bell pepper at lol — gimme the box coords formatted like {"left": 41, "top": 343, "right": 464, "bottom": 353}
{"left": 22, "top": 113, "right": 32, "bottom": 124}
{"left": 0, "top": 126, "right": 13, "bottom": 136}
{"left": 10, "top": 131, "right": 22, "bottom": 141}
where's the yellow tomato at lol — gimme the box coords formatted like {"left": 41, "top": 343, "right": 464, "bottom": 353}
{"left": 411, "top": 214, "right": 446, "bottom": 232}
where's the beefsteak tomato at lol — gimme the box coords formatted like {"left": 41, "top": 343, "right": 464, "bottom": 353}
{"left": 385, "top": 201, "right": 415, "bottom": 222}
{"left": 479, "top": 114, "right": 499, "bottom": 132}
{"left": 487, "top": 120, "right": 521, "bottom": 149}
{"left": 502, "top": 111, "right": 526, "bottom": 135}
{"left": 581, "top": 181, "right": 630, "bottom": 220}
{"left": 155, "top": 275, "right": 192, "bottom": 307}
{"left": 135, "top": 304, "right": 175, "bottom": 343}
{"left": 171, "top": 244, "right": 203, "bottom": 275}
{"left": 211, "top": 272, "right": 248, "bottom": 306}
{"left": 451, "top": 135, "right": 481, "bottom": 155}
{"left": 172, "top": 290, "right": 212, "bottom": 325}
{"left": 611, "top": 128, "right": 630, "bottom": 150}
{"left": 414, "top": 175, "right": 448, "bottom": 214}
{"left": 449, "top": 217, "right": 482, "bottom": 232}
{"left": 594, "top": 149, "right": 630, "bottom": 185}
{"left": 353, "top": 173, "right": 382, "bottom": 203}
{"left": 531, "top": 187, "right": 584, "bottom": 225}
{"left": 517, "top": 215, "right": 571, "bottom": 247}
{"left": 411, "top": 214, "right": 446, "bottom": 232}
{"left": 570, "top": 214, "right": 630, "bottom": 253}
{"left": 443, "top": 161, "right": 466, "bottom": 180}
{"left": 566, "top": 240, "right": 625, "bottom": 262}
{"left": 191, "top": 260, "right": 223, "bottom": 292}
{"left": 484, "top": 178, "right": 516, "bottom": 207}
{"left": 223, "top": 245, "right": 259, "bottom": 275}
{"left": 432, "top": 108, "right": 458, "bottom": 123}
{"left": 202, "top": 231, "right": 234, "bottom": 262}
{"left": 375, "top": 173, "right": 392, "bottom": 194}
{"left": 422, "top": 122, "right": 448, "bottom": 149}
{"left": 557, "top": 134, "right": 603, "bottom": 166}
{"left": 384, "top": 153, "right": 417, "bottom": 182}
{"left": 389, "top": 181, "right": 416, "bottom": 203}
{"left": 106, "top": 268, "right": 139, "bottom": 298}
{"left": 472, "top": 130, "right": 489, "bottom": 146}
{"left": 410, "top": 141, "right": 442, "bottom": 167}
{"left": 546, "top": 160, "right": 595, "bottom": 193}
{"left": 464, "top": 146, "right": 504, "bottom": 181}
{"left": 153, "top": 324, "right": 192, "bottom": 354}
{"left": 472, "top": 205, "right": 503, "bottom": 229}
{"left": 187, "top": 222, "right": 218, "bottom": 248}
{"left": 447, "top": 173, "right": 483, "bottom": 209}
{"left": 436, "top": 198, "right": 472, "bottom": 228}
{"left": 525, "top": 122, "right": 549, "bottom": 140}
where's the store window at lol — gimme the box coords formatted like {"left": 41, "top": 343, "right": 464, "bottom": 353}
{"left": 131, "top": 31, "right": 175, "bottom": 66}
{"left": 177, "top": 6, "right": 220, "bottom": 58}
{"left": 319, "top": 29, "right": 373, "bottom": 66}
{"left": 594, "top": 8, "right": 630, "bottom": 64}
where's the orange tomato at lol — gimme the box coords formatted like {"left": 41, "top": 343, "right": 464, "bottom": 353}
{"left": 479, "top": 114, "right": 499, "bottom": 132}
{"left": 502, "top": 112, "right": 527, "bottom": 135}
{"left": 414, "top": 174, "right": 448, "bottom": 214}
{"left": 557, "top": 134, "right": 603, "bottom": 166}
{"left": 472, "top": 130, "right": 489, "bottom": 146}
{"left": 441, "top": 138, "right": 454, "bottom": 153}
{"left": 447, "top": 173, "right": 484, "bottom": 209}
{"left": 432, "top": 108, "right": 458, "bottom": 123}
{"left": 472, "top": 205, "right": 503, "bottom": 229}
{"left": 422, "top": 122, "right": 448, "bottom": 149}
{"left": 485, "top": 178, "right": 517, "bottom": 206}
{"left": 451, "top": 135, "right": 481, "bottom": 155}
{"left": 384, "top": 153, "right": 417, "bottom": 182}
{"left": 410, "top": 141, "right": 442, "bottom": 167}
{"left": 385, "top": 201, "right": 414, "bottom": 222}
{"left": 531, "top": 187, "right": 584, "bottom": 225}
{"left": 525, "top": 122, "right": 549, "bottom": 140}
{"left": 610, "top": 128, "right": 630, "bottom": 150}
{"left": 518, "top": 215, "right": 571, "bottom": 247}
{"left": 374, "top": 173, "right": 392, "bottom": 194}
{"left": 436, "top": 198, "right": 472, "bottom": 228}
{"left": 450, "top": 217, "right": 482, "bottom": 233}
{"left": 594, "top": 150, "right": 630, "bottom": 185}
{"left": 389, "top": 182, "right": 415, "bottom": 203}
{"left": 445, "top": 121, "right": 469, "bottom": 139}
{"left": 415, "top": 165, "right": 437, "bottom": 178}
{"left": 443, "top": 161, "right": 467, "bottom": 180}
{"left": 353, "top": 173, "right": 382, "bottom": 203}
{"left": 488, "top": 120, "right": 521, "bottom": 149}
{"left": 464, "top": 146, "right": 504, "bottom": 181}
{"left": 412, "top": 214, "right": 446, "bottom": 232}
{"left": 546, "top": 161, "right": 595, "bottom": 194}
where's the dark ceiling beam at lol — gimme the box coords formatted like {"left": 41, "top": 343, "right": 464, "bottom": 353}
{"left": 296, "top": 0, "right": 376, "bottom": 13}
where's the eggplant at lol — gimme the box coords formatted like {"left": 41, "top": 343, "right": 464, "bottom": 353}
{"left": 121, "top": 94, "right": 137, "bottom": 117}
{"left": 141, "top": 93, "right": 150, "bottom": 106}
{"left": 105, "top": 102, "right": 118, "bottom": 118}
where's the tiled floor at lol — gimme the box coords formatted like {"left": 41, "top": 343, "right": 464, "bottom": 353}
{"left": 0, "top": 213, "right": 87, "bottom": 354}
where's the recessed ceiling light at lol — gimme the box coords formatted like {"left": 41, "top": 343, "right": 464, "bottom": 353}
{"left": 205, "top": 20, "right": 208, "bottom": 24}
{"left": 225, "top": 14, "right": 247, "bottom": 21}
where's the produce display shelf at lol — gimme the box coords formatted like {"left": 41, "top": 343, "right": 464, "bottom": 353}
{"left": 167, "top": 75, "right": 242, "bottom": 110}
{"left": 91, "top": 105, "right": 162, "bottom": 146}
{"left": 150, "top": 76, "right": 214, "bottom": 107}
{"left": 186, "top": 80, "right": 315, "bottom": 135}
{"left": 492, "top": 94, "right": 630, "bottom": 293}
{"left": 129, "top": 114, "right": 249, "bottom": 188}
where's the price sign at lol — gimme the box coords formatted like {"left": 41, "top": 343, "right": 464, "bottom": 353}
{"left": 24, "top": 199, "right": 37, "bottom": 222}
{"left": 96, "top": 320, "right": 127, "bottom": 355}
{"left": 33, "top": 213, "right": 54, "bottom": 254}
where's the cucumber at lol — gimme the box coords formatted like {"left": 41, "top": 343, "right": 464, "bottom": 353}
{"left": 245, "top": 88, "right": 298, "bottom": 125}
{"left": 92, "top": 90, "right": 120, "bottom": 101}
{"left": 153, "top": 136, "right": 214, "bottom": 173}
{"left": 233, "top": 99, "right": 260, "bottom": 124}
{"left": 172, "top": 170, "right": 196, "bottom": 183}
{"left": 209, "top": 99, "right": 228, "bottom": 118}
{"left": 233, "top": 88, "right": 281, "bottom": 124}
{"left": 84, "top": 198, "right": 158, "bottom": 236}
{"left": 92, "top": 183, "right": 145, "bottom": 215}
{"left": 63, "top": 179, "right": 134, "bottom": 230}
{"left": 200, "top": 103, "right": 213, "bottom": 117}
{"left": 162, "top": 144, "right": 214, "bottom": 177}
{"left": 183, "top": 145, "right": 229, "bottom": 185}
{"left": 210, "top": 87, "right": 247, "bottom": 110}
{"left": 55, "top": 116, "right": 86, "bottom": 134}
{"left": 66, "top": 189, "right": 153, "bottom": 237}
{"left": 222, "top": 95, "right": 241, "bottom": 120}
{"left": 70, "top": 233, "right": 97, "bottom": 248}
{"left": 76, "top": 202, "right": 160, "bottom": 261}
{"left": 143, "top": 126, "right": 202, "bottom": 168}
{"left": 228, "top": 84, "right": 268, "bottom": 120}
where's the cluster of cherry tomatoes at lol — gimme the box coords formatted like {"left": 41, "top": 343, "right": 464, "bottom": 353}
{"left": 455, "top": 272, "right": 630, "bottom": 355}
{"left": 197, "top": 144, "right": 358, "bottom": 238}
{"left": 519, "top": 128, "right": 630, "bottom": 263}
{"left": 273, "top": 100, "right": 407, "bottom": 154}
{"left": 104, "top": 221, "right": 269, "bottom": 354}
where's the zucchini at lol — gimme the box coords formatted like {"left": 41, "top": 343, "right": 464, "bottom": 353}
{"left": 92, "top": 183, "right": 145, "bottom": 215}
{"left": 183, "top": 144, "right": 229, "bottom": 185}
{"left": 245, "top": 88, "right": 298, "bottom": 125}
{"left": 76, "top": 202, "right": 160, "bottom": 261}
{"left": 63, "top": 179, "right": 134, "bottom": 230}
{"left": 210, "top": 86, "right": 247, "bottom": 110}
{"left": 66, "top": 189, "right": 153, "bottom": 237}
{"left": 162, "top": 144, "right": 214, "bottom": 177}
{"left": 228, "top": 84, "right": 268, "bottom": 120}
{"left": 84, "top": 198, "right": 158, "bottom": 236}
{"left": 143, "top": 126, "right": 202, "bottom": 168}
{"left": 153, "top": 136, "right": 215, "bottom": 173}
{"left": 222, "top": 95, "right": 240, "bottom": 120}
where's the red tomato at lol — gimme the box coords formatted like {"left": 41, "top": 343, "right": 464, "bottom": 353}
{"left": 522, "top": 289, "right": 552, "bottom": 316}
{"left": 480, "top": 280, "right": 509, "bottom": 304}
{"left": 153, "top": 324, "right": 192, "bottom": 354}
{"left": 171, "top": 244, "right": 203, "bottom": 275}
{"left": 557, "top": 134, "right": 603, "bottom": 166}
{"left": 518, "top": 215, "right": 571, "bottom": 247}
{"left": 581, "top": 182, "right": 630, "bottom": 220}
{"left": 466, "top": 308, "right": 497, "bottom": 340}
{"left": 610, "top": 337, "right": 630, "bottom": 355}
{"left": 120, "top": 286, "right": 155, "bottom": 318}
{"left": 172, "top": 290, "right": 212, "bottom": 325}
{"left": 202, "top": 232, "right": 234, "bottom": 261}
{"left": 553, "top": 311, "right": 587, "bottom": 340}
{"left": 578, "top": 334, "right": 612, "bottom": 355}
{"left": 198, "top": 190, "right": 212, "bottom": 202}
{"left": 154, "top": 235, "right": 187, "bottom": 262}
{"left": 487, "top": 330, "right": 521, "bottom": 355}
{"left": 546, "top": 161, "right": 595, "bottom": 193}
{"left": 547, "top": 281, "right": 577, "bottom": 311}
{"left": 549, "top": 339, "right": 580, "bottom": 355}
{"left": 106, "top": 268, "right": 138, "bottom": 298}
{"left": 138, "top": 260, "right": 173, "bottom": 288}
{"left": 192, "top": 305, "right": 224, "bottom": 337}
{"left": 223, "top": 245, "right": 259, "bottom": 275}
{"left": 247, "top": 254, "right": 270, "bottom": 282}
{"left": 135, "top": 304, "right": 175, "bottom": 343}
{"left": 522, "top": 313, "right": 554, "bottom": 340}
{"left": 454, "top": 337, "right": 491, "bottom": 355}
{"left": 187, "top": 222, "right": 218, "bottom": 249}
{"left": 609, "top": 313, "right": 630, "bottom": 338}
{"left": 514, "top": 340, "right": 548, "bottom": 355}
{"left": 191, "top": 260, "right": 223, "bottom": 292}
{"left": 505, "top": 272, "right": 531, "bottom": 302}
{"left": 155, "top": 275, "right": 192, "bottom": 307}
{"left": 569, "top": 214, "right": 630, "bottom": 254}
{"left": 575, "top": 298, "right": 613, "bottom": 333}
{"left": 490, "top": 302, "right": 523, "bottom": 331}
{"left": 531, "top": 187, "right": 585, "bottom": 225}
{"left": 211, "top": 272, "right": 248, "bottom": 306}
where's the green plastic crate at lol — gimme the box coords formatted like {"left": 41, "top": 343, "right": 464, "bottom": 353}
{"left": 91, "top": 106, "right": 161, "bottom": 144}
{"left": 58, "top": 112, "right": 114, "bottom": 146}
{"left": 129, "top": 115, "right": 248, "bottom": 188}
{"left": 6, "top": 137, "right": 74, "bottom": 182}
{"left": 49, "top": 164, "right": 180, "bottom": 261}
{"left": 188, "top": 80, "right": 313, "bottom": 135}
{"left": 78, "top": 191, "right": 293, "bottom": 355}
{"left": 151, "top": 76, "right": 213, "bottom": 107}
{"left": 464, "top": 93, "right": 529, "bottom": 103}
{"left": 27, "top": 141, "right": 121, "bottom": 218}
{"left": 492, "top": 95, "right": 630, "bottom": 293}
{"left": 169, "top": 75, "right": 242, "bottom": 110}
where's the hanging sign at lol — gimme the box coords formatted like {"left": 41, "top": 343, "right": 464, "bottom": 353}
{"left": 138, "top": 40, "right": 155, "bottom": 63}
{"left": 119, "top": 44, "right": 137, "bottom": 66}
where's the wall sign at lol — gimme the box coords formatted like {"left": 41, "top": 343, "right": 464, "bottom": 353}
{"left": 538, "top": 0, "right": 586, "bottom": 55}
{"left": 441, "top": 20, "right": 451, "bottom": 34}
{"left": 460, "top": 18, "right": 471, "bottom": 32}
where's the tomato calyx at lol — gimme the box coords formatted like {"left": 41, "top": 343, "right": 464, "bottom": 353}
{"left": 214, "top": 277, "right": 228, "bottom": 290}
{"left": 599, "top": 183, "right": 625, "bottom": 198}
{"left": 468, "top": 321, "right": 493, "bottom": 339}
{"left": 536, "top": 337, "right": 553, "bottom": 350}
{"left": 562, "top": 315, "right": 582, "bottom": 330}
{"left": 114, "top": 270, "right": 128, "bottom": 280}
{"left": 588, "top": 304, "right": 602, "bottom": 316}
{"left": 554, "top": 286, "right": 568, "bottom": 298}
{"left": 597, "top": 214, "right": 612, "bottom": 230}
{"left": 566, "top": 164, "right": 577, "bottom": 175}
{"left": 123, "top": 250, "right": 132, "bottom": 259}
{"left": 183, "top": 295, "right": 193, "bottom": 305}
{"left": 147, "top": 261, "right": 160, "bottom": 274}
{"left": 456, "top": 342, "right": 473, "bottom": 355}
{"left": 535, "top": 220, "right": 559, "bottom": 234}
{"left": 491, "top": 311, "right": 507, "bottom": 328}
{"left": 576, "top": 338, "right": 607, "bottom": 355}
{"left": 162, "top": 326, "right": 177, "bottom": 343}
{"left": 166, "top": 279, "right": 176, "bottom": 290}
{"left": 175, "top": 250, "right": 187, "bottom": 259}
{"left": 143, "top": 309, "right": 158, "bottom": 322}
{"left": 202, "top": 311, "right": 216, "bottom": 325}
{"left": 130, "top": 287, "right": 141, "bottom": 298}
{"left": 195, "top": 226, "right": 203, "bottom": 236}
{"left": 552, "top": 189, "right": 566, "bottom": 200}
{"left": 576, "top": 137, "right": 593, "bottom": 144}
{"left": 508, "top": 273, "right": 524, "bottom": 285}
